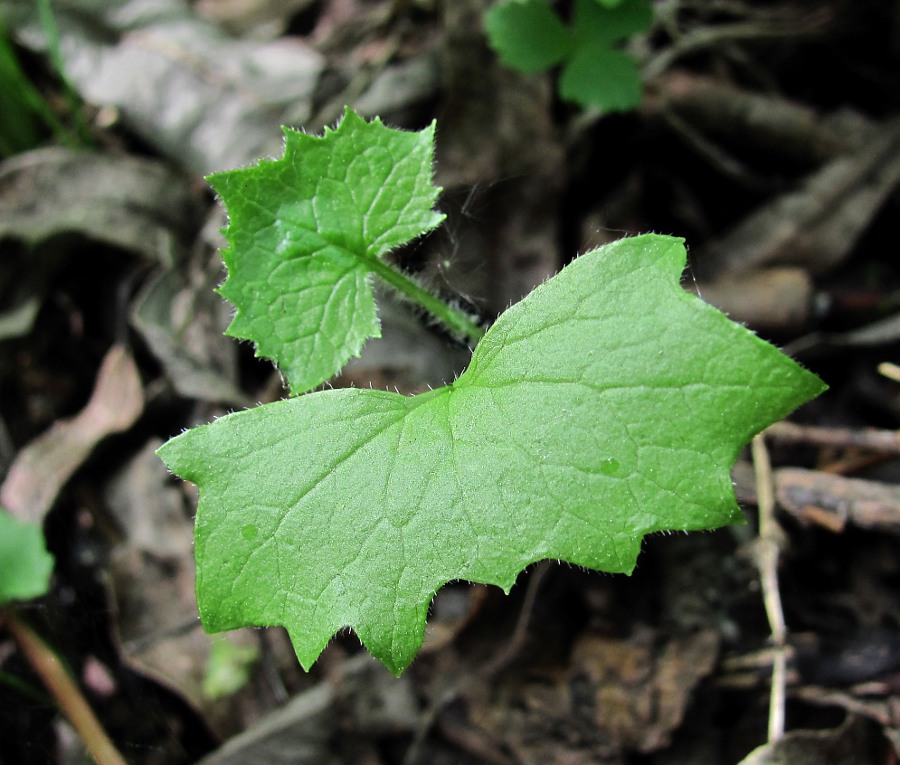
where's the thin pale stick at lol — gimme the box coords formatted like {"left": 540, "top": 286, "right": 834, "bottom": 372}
{"left": 751, "top": 434, "right": 787, "bottom": 743}
{"left": 4, "top": 611, "right": 128, "bottom": 765}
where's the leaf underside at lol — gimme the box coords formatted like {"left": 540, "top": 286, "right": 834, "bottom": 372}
{"left": 158, "top": 234, "right": 825, "bottom": 675}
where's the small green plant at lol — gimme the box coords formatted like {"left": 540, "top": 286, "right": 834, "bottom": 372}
{"left": 0, "top": 508, "right": 54, "bottom": 603}
{"left": 202, "top": 636, "right": 259, "bottom": 700}
{"left": 157, "top": 109, "right": 825, "bottom": 675}
{"left": 203, "top": 111, "right": 481, "bottom": 396}
{"left": 0, "top": 0, "right": 91, "bottom": 157}
{"left": 484, "top": 0, "right": 653, "bottom": 111}
{"left": 0, "top": 18, "right": 63, "bottom": 157}
{"left": 1, "top": 510, "right": 128, "bottom": 764}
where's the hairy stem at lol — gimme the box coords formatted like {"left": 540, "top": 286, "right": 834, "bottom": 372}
{"left": 367, "top": 257, "right": 485, "bottom": 343}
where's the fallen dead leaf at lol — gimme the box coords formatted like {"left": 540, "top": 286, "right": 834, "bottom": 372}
{"left": 0, "top": 148, "right": 200, "bottom": 260}
{"left": 466, "top": 627, "right": 721, "bottom": 764}
{"left": 1, "top": 344, "right": 143, "bottom": 523}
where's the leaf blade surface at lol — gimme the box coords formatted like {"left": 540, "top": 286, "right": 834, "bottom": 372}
{"left": 484, "top": 0, "right": 574, "bottom": 72}
{"left": 158, "top": 235, "right": 825, "bottom": 675}
{"left": 208, "top": 109, "right": 445, "bottom": 395}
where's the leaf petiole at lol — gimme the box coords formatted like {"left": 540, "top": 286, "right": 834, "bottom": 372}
{"left": 366, "top": 256, "right": 485, "bottom": 344}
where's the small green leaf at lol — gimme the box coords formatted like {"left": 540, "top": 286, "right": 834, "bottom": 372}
{"left": 201, "top": 636, "right": 259, "bottom": 700}
{"left": 560, "top": 47, "right": 643, "bottom": 111}
{"left": 484, "top": 0, "right": 652, "bottom": 111}
{"left": 158, "top": 235, "right": 825, "bottom": 675}
{"left": 573, "top": 0, "right": 652, "bottom": 47}
{"left": 208, "top": 108, "right": 445, "bottom": 395}
{"left": 557, "top": 0, "right": 652, "bottom": 110}
{"left": 0, "top": 509, "right": 54, "bottom": 604}
{"left": 484, "top": 0, "right": 574, "bottom": 73}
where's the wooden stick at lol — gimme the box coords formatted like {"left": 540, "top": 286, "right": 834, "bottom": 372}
{"left": 775, "top": 468, "right": 900, "bottom": 534}
{"left": 3, "top": 611, "right": 128, "bottom": 765}
{"left": 764, "top": 421, "right": 900, "bottom": 455}
{"left": 752, "top": 435, "right": 787, "bottom": 743}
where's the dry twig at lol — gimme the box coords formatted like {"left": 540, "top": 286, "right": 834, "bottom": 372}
{"left": 751, "top": 434, "right": 787, "bottom": 742}
{"left": 3, "top": 611, "right": 128, "bottom": 765}
{"left": 765, "top": 421, "right": 900, "bottom": 456}
{"left": 775, "top": 468, "right": 900, "bottom": 535}
{"left": 403, "top": 564, "right": 551, "bottom": 765}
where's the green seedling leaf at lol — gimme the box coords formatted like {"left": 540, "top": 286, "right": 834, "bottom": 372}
{"left": 158, "top": 234, "right": 825, "bottom": 675}
{"left": 485, "top": 0, "right": 652, "bottom": 111}
{"left": 561, "top": 0, "right": 652, "bottom": 110}
{"left": 574, "top": 0, "right": 653, "bottom": 46}
{"left": 0, "top": 508, "right": 53, "bottom": 604}
{"left": 484, "top": 0, "right": 574, "bottom": 72}
{"left": 202, "top": 636, "right": 259, "bottom": 700}
{"left": 208, "top": 108, "right": 445, "bottom": 395}
{"left": 560, "top": 46, "right": 643, "bottom": 113}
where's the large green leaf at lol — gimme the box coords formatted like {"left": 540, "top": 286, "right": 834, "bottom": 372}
{"left": 208, "top": 108, "right": 445, "bottom": 395}
{"left": 158, "top": 234, "right": 825, "bottom": 675}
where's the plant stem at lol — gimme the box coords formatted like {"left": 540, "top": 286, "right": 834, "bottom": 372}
{"left": 36, "top": 0, "right": 93, "bottom": 146}
{"left": 366, "top": 257, "right": 485, "bottom": 344}
{"left": 0, "top": 11, "right": 73, "bottom": 151}
{"left": 3, "top": 610, "right": 128, "bottom": 765}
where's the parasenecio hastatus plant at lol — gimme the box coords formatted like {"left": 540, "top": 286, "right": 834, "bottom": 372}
{"left": 157, "top": 109, "right": 825, "bottom": 676}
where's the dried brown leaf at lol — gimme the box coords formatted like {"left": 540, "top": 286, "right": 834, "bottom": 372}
{"left": 1, "top": 345, "right": 144, "bottom": 523}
